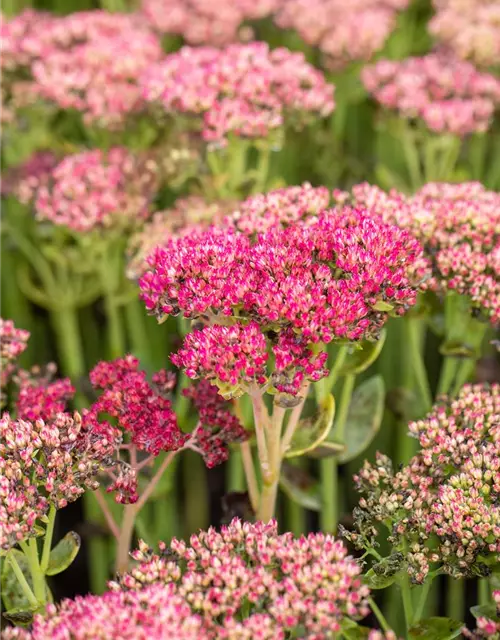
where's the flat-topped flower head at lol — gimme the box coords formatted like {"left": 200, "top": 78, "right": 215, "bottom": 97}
{"left": 336, "top": 181, "right": 500, "bottom": 325}
{"left": 0, "top": 411, "right": 119, "bottom": 550}
{"left": 0, "top": 584, "right": 206, "bottom": 640}
{"left": 224, "top": 183, "right": 330, "bottom": 235}
{"left": 15, "top": 364, "right": 74, "bottom": 422}
{"left": 362, "top": 53, "right": 500, "bottom": 135}
{"left": 127, "top": 196, "right": 233, "bottom": 279}
{"left": 112, "top": 518, "right": 370, "bottom": 637}
{"left": 142, "top": 0, "right": 278, "bottom": 46}
{"left": 429, "top": 0, "right": 500, "bottom": 68}
{"left": 85, "top": 355, "right": 185, "bottom": 458}
{"left": 274, "top": 0, "right": 409, "bottom": 69}
{"left": 347, "top": 384, "right": 500, "bottom": 582}
{"left": 140, "top": 42, "right": 335, "bottom": 147}
{"left": 35, "top": 148, "right": 159, "bottom": 233}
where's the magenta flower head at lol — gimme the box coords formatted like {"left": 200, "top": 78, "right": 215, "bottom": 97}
{"left": 112, "top": 518, "right": 370, "bottom": 637}
{"left": 0, "top": 584, "right": 206, "bottom": 640}
{"left": 15, "top": 364, "right": 75, "bottom": 422}
{"left": 142, "top": 0, "right": 278, "bottom": 46}
{"left": 35, "top": 148, "right": 159, "bottom": 233}
{"left": 362, "top": 53, "right": 500, "bottom": 135}
{"left": 339, "top": 181, "right": 500, "bottom": 325}
{"left": 0, "top": 411, "right": 119, "bottom": 551}
{"left": 274, "top": 0, "right": 410, "bottom": 70}
{"left": 347, "top": 384, "right": 500, "bottom": 583}
{"left": 140, "top": 42, "right": 335, "bottom": 147}
{"left": 141, "top": 203, "right": 423, "bottom": 400}
{"left": 429, "top": 0, "right": 500, "bottom": 68}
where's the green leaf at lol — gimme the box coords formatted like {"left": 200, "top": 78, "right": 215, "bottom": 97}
{"left": 470, "top": 604, "right": 499, "bottom": 621}
{"left": 279, "top": 461, "right": 321, "bottom": 511}
{"left": 339, "top": 619, "right": 371, "bottom": 639}
{"left": 284, "top": 393, "right": 335, "bottom": 459}
{"left": 3, "top": 604, "right": 40, "bottom": 626}
{"left": 363, "top": 568, "right": 397, "bottom": 590}
{"left": 408, "top": 617, "right": 463, "bottom": 639}
{"left": 371, "top": 300, "right": 394, "bottom": 312}
{"left": 305, "top": 440, "right": 345, "bottom": 460}
{"left": 339, "top": 330, "right": 387, "bottom": 376}
{"left": 46, "top": 531, "right": 81, "bottom": 576}
{"left": 337, "top": 375, "right": 385, "bottom": 464}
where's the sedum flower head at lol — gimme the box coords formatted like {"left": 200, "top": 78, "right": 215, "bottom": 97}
{"left": 85, "top": 355, "right": 185, "bottom": 457}
{"left": 0, "top": 411, "right": 119, "bottom": 551}
{"left": 15, "top": 364, "right": 75, "bottom": 422}
{"left": 274, "top": 0, "right": 410, "bottom": 70}
{"left": 35, "top": 148, "right": 159, "bottom": 233}
{"left": 141, "top": 0, "right": 278, "bottom": 46}
{"left": 112, "top": 518, "right": 370, "bottom": 637}
{"left": 362, "top": 53, "right": 500, "bottom": 135}
{"left": 140, "top": 42, "right": 335, "bottom": 147}
{"left": 0, "top": 584, "right": 206, "bottom": 640}
{"left": 338, "top": 181, "right": 500, "bottom": 324}
{"left": 142, "top": 205, "right": 423, "bottom": 397}
{"left": 347, "top": 384, "right": 500, "bottom": 583}
{"left": 429, "top": 0, "right": 500, "bottom": 68}
{"left": 0, "top": 318, "right": 30, "bottom": 397}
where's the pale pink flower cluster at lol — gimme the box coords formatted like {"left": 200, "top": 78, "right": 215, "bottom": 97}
{"left": 274, "top": 0, "right": 409, "bottom": 69}
{"left": 429, "top": 0, "right": 500, "bottom": 68}
{"left": 2, "top": 9, "right": 163, "bottom": 128}
{"left": 0, "top": 318, "right": 30, "bottom": 394}
{"left": 142, "top": 0, "right": 278, "bottom": 45}
{"left": 464, "top": 589, "right": 500, "bottom": 638}
{"left": 337, "top": 182, "right": 500, "bottom": 324}
{"left": 1, "top": 150, "right": 58, "bottom": 205}
{"left": 0, "top": 411, "right": 119, "bottom": 551}
{"left": 35, "top": 148, "right": 159, "bottom": 232}
{"left": 362, "top": 53, "right": 500, "bottom": 135}
{"left": 140, "top": 42, "right": 335, "bottom": 146}
{"left": 112, "top": 518, "right": 370, "bottom": 638}
{"left": 225, "top": 183, "right": 330, "bottom": 235}
{"left": 0, "top": 584, "right": 206, "bottom": 640}
{"left": 127, "top": 196, "right": 233, "bottom": 278}
{"left": 141, "top": 206, "right": 423, "bottom": 396}
{"left": 348, "top": 384, "right": 500, "bottom": 582}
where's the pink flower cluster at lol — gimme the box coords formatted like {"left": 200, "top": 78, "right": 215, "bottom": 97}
{"left": 140, "top": 42, "right": 335, "bottom": 146}
{"left": 274, "top": 0, "right": 409, "bottom": 69}
{"left": 142, "top": 0, "right": 278, "bottom": 46}
{"left": 362, "top": 53, "right": 500, "bottom": 135}
{"left": 1, "top": 584, "right": 205, "bottom": 640}
{"left": 0, "top": 411, "right": 119, "bottom": 551}
{"left": 429, "top": 0, "right": 500, "bottom": 68}
{"left": 0, "top": 318, "right": 30, "bottom": 396}
{"left": 183, "top": 380, "right": 248, "bottom": 467}
{"left": 142, "top": 205, "right": 423, "bottom": 395}
{"left": 347, "top": 384, "right": 500, "bottom": 582}
{"left": 127, "top": 196, "right": 233, "bottom": 278}
{"left": 225, "top": 183, "right": 330, "bottom": 235}
{"left": 15, "top": 364, "right": 75, "bottom": 422}
{"left": 85, "top": 355, "right": 184, "bottom": 457}
{"left": 35, "top": 148, "right": 159, "bottom": 232}
{"left": 112, "top": 518, "right": 370, "bottom": 638}
{"left": 338, "top": 181, "right": 500, "bottom": 324}
{"left": 1, "top": 150, "right": 58, "bottom": 204}
{"left": 464, "top": 590, "right": 500, "bottom": 638}
{"left": 2, "top": 9, "right": 164, "bottom": 128}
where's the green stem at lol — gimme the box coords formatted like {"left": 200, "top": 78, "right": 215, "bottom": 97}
{"left": 446, "top": 578, "right": 465, "bottom": 623}
{"left": 103, "top": 291, "right": 126, "bottom": 359}
{"left": 414, "top": 577, "right": 434, "bottom": 623}
{"left": 479, "top": 578, "right": 490, "bottom": 606}
{"left": 50, "top": 307, "right": 86, "bottom": 383}
{"left": 25, "top": 539, "right": 46, "bottom": 603}
{"left": 285, "top": 459, "right": 307, "bottom": 535}
{"left": 124, "top": 297, "right": 151, "bottom": 364}
{"left": 227, "top": 448, "right": 245, "bottom": 491}
{"left": 320, "top": 374, "right": 355, "bottom": 532}
{"left": 115, "top": 504, "right": 138, "bottom": 574}
{"left": 407, "top": 318, "right": 432, "bottom": 413}
{"left": 400, "top": 576, "right": 414, "bottom": 632}
{"left": 7, "top": 551, "right": 39, "bottom": 608}
{"left": 437, "top": 356, "right": 460, "bottom": 397}
{"left": 40, "top": 505, "right": 57, "bottom": 574}
{"left": 369, "top": 596, "right": 391, "bottom": 633}
{"left": 257, "top": 405, "right": 286, "bottom": 522}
